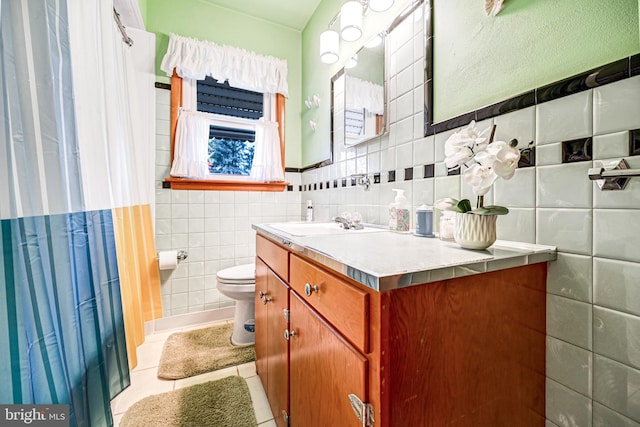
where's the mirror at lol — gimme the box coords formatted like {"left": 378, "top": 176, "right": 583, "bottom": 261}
{"left": 332, "top": 33, "right": 387, "bottom": 148}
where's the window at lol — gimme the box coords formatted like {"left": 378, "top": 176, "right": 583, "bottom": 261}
{"left": 166, "top": 72, "right": 287, "bottom": 191}
{"left": 345, "top": 108, "right": 365, "bottom": 137}
{"left": 197, "top": 77, "right": 262, "bottom": 176}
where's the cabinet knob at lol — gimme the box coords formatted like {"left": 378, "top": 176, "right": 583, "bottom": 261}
{"left": 304, "top": 283, "right": 319, "bottom": 297}
{"left": 258, "top": 291, "right": 266, "bottom": 298}
{"left": 262, "top": 296, "right": 272, "bottom": 305}
{"left": 284, "top": 329, "right": 296, "bottom": 340}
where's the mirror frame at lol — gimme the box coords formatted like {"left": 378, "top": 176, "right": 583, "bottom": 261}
{"left": 422, "top": 0, "right": 434, "bottom": 136}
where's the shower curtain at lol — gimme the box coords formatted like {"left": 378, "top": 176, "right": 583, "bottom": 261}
{"left": 0, "top": 0, "right": 160, "bottom": 425}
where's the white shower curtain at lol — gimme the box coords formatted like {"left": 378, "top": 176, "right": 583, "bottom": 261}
{"left": 0, "top": 1, "right": 158, "bottom": 426}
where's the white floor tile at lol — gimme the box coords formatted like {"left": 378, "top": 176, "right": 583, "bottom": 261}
{"left": 246, "top": 375, "right": 274, "bottom": 424}
{"left": 133, "top": 340, "right": 165, "bottom": 372}
{"left": 142, "top": 329, "right": 176, "bottom": 343}
{"left": 110, "top": 367, "right": 174, "bottom": 415}
{"left": 111, "top": 321, "right": 274, "bottom": 426}
{"left": 112, "top": 412, "right": 123, "bottom": 426}
{"left": 238, "top": 361, "right": 257, "bottom": 378}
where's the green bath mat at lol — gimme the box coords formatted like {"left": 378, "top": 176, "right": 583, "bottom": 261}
{"left": 120, "top": 375, "right": 257, "bottom": 427}
{"left": 157, "top": 322, "right": 255, "bottom": 380}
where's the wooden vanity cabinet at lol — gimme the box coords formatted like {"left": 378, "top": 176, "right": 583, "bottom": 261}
{"left": 289, "top": 292, "right": 368, "bottom": 427}
{"left": 255, "top": 237, "right": 290, "bottom": 427}
{"left": 256, "top": 234, "right": 548, "bottom": 427}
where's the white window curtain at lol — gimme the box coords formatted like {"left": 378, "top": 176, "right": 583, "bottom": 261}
{"left": 160, "top": 33, "right": 288, "bottom": 96}
{"left": 164, "top": 33, "right": 287, "bottom": 182}
{"left": 251, "top": 93, "right": 284, "bottom": 182}
{"left": 170, "top": 109, "right": 211, "bottom": 178}
{"left": 346, "top": 75, "right": 384, "bottom": 115}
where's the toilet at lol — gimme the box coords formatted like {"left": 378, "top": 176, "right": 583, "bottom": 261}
{"left": 216, "top": 263, "right": 256, "bottom": 346}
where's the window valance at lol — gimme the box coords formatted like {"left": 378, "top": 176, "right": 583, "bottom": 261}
{"left": 346, "top": 75, "right": 384, "bottom": 115}
{"left": 160, "top": 33, "right": 289, "bottom": 97}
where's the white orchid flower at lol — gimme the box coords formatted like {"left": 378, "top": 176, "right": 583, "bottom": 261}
{"left": 443, "top": 121, "right": 492, "bottom": 169}
{"left": 463, "top": 163, "right": 498, "bottom": 196}
{"left": 486, "top": 140, "right": 520, "bottom": 179}
{"left": 445, "top": 145, "right": 474, "bottom": 169}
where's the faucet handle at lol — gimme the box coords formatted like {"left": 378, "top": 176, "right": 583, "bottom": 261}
{"left": 351, "top": 212, "right": 362, "bottom": 225}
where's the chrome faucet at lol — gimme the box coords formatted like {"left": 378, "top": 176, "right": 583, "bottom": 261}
{"left": 332, "top": 215, "right": 364, "bottom": 230}
{"left": 332, "top": 216, "right": 351, "bottom": 229}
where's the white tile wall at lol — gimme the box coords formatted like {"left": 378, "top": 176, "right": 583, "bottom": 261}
{"left": 151, "top": 4, "right": 640, "bottom": 424}
{"left": 297, "top": 5, "right": 640, "bottom": 426}
{"left": 154, "top": 88, "right": 302, "bottom": 317}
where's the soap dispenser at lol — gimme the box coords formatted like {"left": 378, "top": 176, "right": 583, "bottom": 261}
{"left": 389, "top": 189, "right": 410, "bottom": 233}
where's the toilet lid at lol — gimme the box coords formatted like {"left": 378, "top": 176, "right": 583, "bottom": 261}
{"left": 216, "top": 263, "right": 255, "bottom": 284}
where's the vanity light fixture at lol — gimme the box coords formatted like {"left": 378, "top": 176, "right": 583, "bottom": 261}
{"left": 340, "top": 1, "right": 363, "bottom": 42}
{"left": 345, "top": 54, "right": 358, "bottom": 69}
{"left": 368, "top": 0, "right": 394, "bottom": 12}
{"left": 320, "top": 29, "right": 340, "bottom": 64}
{"left": 364, "top": 33, "right": 382, "bottom": 48}
{"left": 320, "top": 0, "right": 395, "bottom": 64}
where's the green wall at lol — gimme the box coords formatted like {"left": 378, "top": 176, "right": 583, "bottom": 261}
{"left": 300, "top": 0, "right": 413, "bottom": 167}
{"left": 142, "top": 0, "right": 639, "bottom": 169}
{"left": 434, "top": 0, "right": 639, "bottom": 122}
{"left": 302, "top": 0, "right": 640, "bottom": 164}
{"left": 145, "top": 0, "right": 302, "bottom": 168}
{"left": 137, "top": 0, "right": 147, "bottom": 26}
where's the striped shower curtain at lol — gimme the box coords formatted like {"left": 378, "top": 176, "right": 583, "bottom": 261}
{"left": 0, "top": 0, "right": 161, "bottom": 426}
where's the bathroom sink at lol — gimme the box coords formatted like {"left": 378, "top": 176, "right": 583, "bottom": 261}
{"left": 265, "top": 222, "right": 385, "bottom": 236}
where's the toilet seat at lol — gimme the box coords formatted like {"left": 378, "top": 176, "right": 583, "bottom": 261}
{"left": 216, "top": 264, "right": 255, "bottom": 285}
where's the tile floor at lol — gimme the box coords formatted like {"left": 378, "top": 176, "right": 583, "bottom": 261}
{"left": 110, "top": 319, "right": 275, "bottom": 426}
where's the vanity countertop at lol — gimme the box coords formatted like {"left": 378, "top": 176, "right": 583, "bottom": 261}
{"left": 253, "top": 222, "right": 557, "bottom": 292}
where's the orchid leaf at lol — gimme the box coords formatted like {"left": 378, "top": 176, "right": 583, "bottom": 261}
{"left": 471, "top": 205, "right": 509, "bottom": 215}
{"left": 457, "top": 199, "right": 472, "bottom": 213}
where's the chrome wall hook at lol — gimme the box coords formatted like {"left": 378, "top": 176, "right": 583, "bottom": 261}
{"left": 351, "top": 173, "right": 370, "bottom": 191}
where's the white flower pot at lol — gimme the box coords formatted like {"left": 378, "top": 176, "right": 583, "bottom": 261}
{"left": 454, "top": 213, "right": 497, "bottom": 250}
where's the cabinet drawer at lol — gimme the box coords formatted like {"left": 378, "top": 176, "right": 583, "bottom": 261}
{"left": 256, "top": 235, "right": 289, "bottom": 283}
{"left": 290, "top": 255, "right": 369, "bottom": 353}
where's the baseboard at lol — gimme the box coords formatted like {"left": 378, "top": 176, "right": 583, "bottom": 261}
{"left": 145, "top": 307, "right": 235, "bottom": 335}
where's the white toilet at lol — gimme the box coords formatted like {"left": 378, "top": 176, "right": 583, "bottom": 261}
{"left": 216, "top": 263, "right": 256, "bottom": 346}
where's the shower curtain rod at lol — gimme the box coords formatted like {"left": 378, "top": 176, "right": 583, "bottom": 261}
{"left": 113, "top": 7, "right": 134, "bottom": 46}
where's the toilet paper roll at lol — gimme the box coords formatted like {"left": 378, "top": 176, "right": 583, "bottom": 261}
{"left": 158, "top": 250, "right": 178, "bottom": 270}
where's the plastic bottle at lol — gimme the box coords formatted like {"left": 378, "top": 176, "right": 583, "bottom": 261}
{"left": 306, "top": 200, "right": 313, "bottom": 222}
{"left": 389, "top": 189, "right": 410, "bottom": 233}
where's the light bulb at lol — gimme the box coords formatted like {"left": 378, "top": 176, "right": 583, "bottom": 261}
{"left": 340, "top": 1, "right": 363, "bottom": 42}
{"left": 319, "top": 30, "right": 339, "bottom": 64}
{"left": 368, "top": 0, "right": 394, "bottom": 12}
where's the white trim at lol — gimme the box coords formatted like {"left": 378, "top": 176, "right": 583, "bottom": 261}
{"left": 207, "top": 113, "right": 257, "bottom": 131}
{"left": 146, "top": 307, "right": 235, "bottom": 334}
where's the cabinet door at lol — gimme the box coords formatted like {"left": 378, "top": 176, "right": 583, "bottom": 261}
{"left": 289, "top": 292, "right": 368, "bottom": 427}
{"left": 254, "top": 258, "right": 269, "bottom": 392}
{"left": 267, "top": 271, "right": 289, "bottom": 427}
